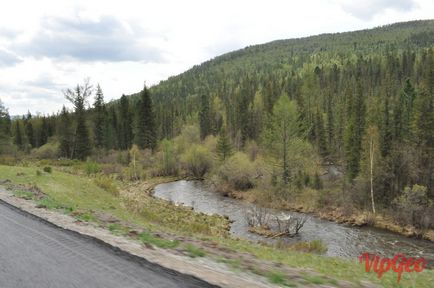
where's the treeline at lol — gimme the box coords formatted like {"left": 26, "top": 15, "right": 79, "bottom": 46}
{"left": 0, "top": 80, "right": 157, "bottom": 160}
{"left": 0, "top": 21, "right": 433, "bottom": 223}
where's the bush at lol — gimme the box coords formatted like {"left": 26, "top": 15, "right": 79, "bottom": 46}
{"left": 94, "top": 176, "right": 119, "bottom": 196}
{"left": 393, "top": 185, "right": 433, "bottom": 229}
{"left": 43, "top": 166, "right": 52, "bottom": 173}
{"left": 85, "top": 161, "right": 101, "bottom": 175}
{"left": 32, "top": 142, "right": 59, "bottom": 159}
{"left": 181, "top": 144, "right": 213, "bottom": 178}
{"left": 217, "top": 152, "right": 259, "bottom": 190}
{"left": 156, "top": 139, "right": 178, "bottom": 176}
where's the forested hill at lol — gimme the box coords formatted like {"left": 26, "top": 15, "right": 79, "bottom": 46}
{"left": 144, "top": 20, "right": 434, "bottom": 202}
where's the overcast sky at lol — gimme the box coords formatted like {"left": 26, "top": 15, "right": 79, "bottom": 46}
{"left": 0, "top": 0, "right": 433, "bottom": 115}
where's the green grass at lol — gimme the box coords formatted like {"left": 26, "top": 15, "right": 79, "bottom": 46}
{"left": 1, "top": 164, "right": 433, "bottom": 288}
{"left": 138, "top": 231, "right": 180, "bottom": 249}
{"left": 184, "top": 244, "right": 206, "bottom": 258}
{"left": 267, "top": 271, "right": 296, "bottom": 287}
{"left": 12, "top": 189, "right": 35, "bottom": 200}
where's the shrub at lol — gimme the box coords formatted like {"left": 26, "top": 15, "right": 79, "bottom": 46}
{"left": 36, "top": 170, "right": 42, "bottom": 176}
{"left": 43, "top": 166, "right": 52, "bottom": 173}
{"left": 181, "top": 144, "right": 213, "bottom": 178}
{"left": 32, "top": 142, "right": 59, "bottom": 159}
{"left": 217, "top": 152, "right": 259, "bottom": 190}
{"left": 393, "top": 185, "right": 433, "bottom": 229}
{"left": 156, "top": 139, "right": 178, "bottom": 176}
{"left": 85, "top": 161, "right": 101, "bottom": 175}
{"left": 94, "top": 176, "right": 119, "bottom": 196}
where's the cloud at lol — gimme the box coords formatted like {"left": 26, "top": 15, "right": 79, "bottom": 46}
{"left": 336, "top": 0, "right": 417, "bottom": 20}
{"left": 0, "top": 49, "right": 21, "bottom": 67}
{"left": 15, "top": 15, "right": 164, "bottom": 63}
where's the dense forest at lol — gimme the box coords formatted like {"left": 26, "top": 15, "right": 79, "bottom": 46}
{"left": 1, "top": 20, "right": 433, "bottom": 231}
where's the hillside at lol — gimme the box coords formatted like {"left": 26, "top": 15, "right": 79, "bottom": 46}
{"left": 4, "top": 19, "right": 434, "bottom": 238}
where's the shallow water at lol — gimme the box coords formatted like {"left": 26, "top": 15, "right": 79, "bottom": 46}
{"left": 154, "top": 180, "right": 434, "bottom": 264}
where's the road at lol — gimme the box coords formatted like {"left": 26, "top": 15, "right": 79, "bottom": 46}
{"left": 0, "top": 201, "right": 216, "bottom": 288}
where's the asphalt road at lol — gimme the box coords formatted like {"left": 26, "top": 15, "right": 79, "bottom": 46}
{"left": 0, "top": 201, "right": 216, "bottom": 288}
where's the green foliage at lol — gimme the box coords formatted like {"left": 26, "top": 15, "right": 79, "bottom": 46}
{"left": 216, "top": 128, "right": 233, "bottom": 161}
{"left": 181, "top": 144, "right": 213, "bottom": 178}
{"left": 184, "top": 244, "right": 206, "bottom": 258}
{"left": 158, "top": 139, "right": 177, "bottom": 176}
{"left": 93, "top": 84, "right": 106, "bottom": 148}
{"left": 43, "top": 166, "right": 52, "bottom": 173}
{"left": 135, "top": 85, "right": 157, "bottom": 150}
{"left": 393, "top": 185, "right": 433, "bottom": 228}
{"left": 138, "top": 231, "right": 180, "bottom": 249}
{"left": 93, "top": 176, "right": 119, "bottom": 196}
{"left": 85, "top": 161, "right": 101, "bottom": 175}
{"left": 216, "top": 152, "right": 260, "bottom": 190}
{"left": 199, "top": 94, "right": 211, "bottom": 140}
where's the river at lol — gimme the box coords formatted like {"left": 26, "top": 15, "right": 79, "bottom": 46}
{"left": 154, "top": 180, "right": 434, "bottom": 264}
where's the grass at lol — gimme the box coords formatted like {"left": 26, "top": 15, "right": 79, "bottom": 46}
{"left": 12, "top": 189, "right": 34, "bottom": 200}
{"left": 267, "top": 271, "right": 297, "bottom": 287}
{"left": 184, "top": 244, "right": 206, "bottom": 258}
{"left": 1, "top": 164, "right": 434, "bottom": 288}
{"left": 138, "top": 231, "right": 180, "bottom": 249}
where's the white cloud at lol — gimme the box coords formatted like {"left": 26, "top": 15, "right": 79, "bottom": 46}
{"left": 0, "top": 0, "right": 433, "bottom": 115}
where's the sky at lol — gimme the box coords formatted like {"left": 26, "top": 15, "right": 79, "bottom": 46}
{"left": 0, "top": 0, "right": 433, "bottom": 115}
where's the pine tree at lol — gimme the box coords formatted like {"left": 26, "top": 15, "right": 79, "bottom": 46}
{"left": 216, "top": 127, "right": 233, "bottom": 161}
{"left": 39, "top": 117, "right": 49, "bottom": 147}
{"left": 93, "top": 84, "right": 106, "bottom": 148}
{"left": 314, "top": 110, "right": 328, "bottom": 158}
{"left": 0, "top": 99, "right": 11, "bottom": 153}
{"left": 58, "top": 106, "right": 73, "bottom": 158}
{"left": 135, "top": 85, "right": 157, "bottom": 150}
{"left": 13, "top": 121, "right": 23, "bottom": 149}
{"left": 344, "top": 82, "right": 366, "bottom": 180}
{"left": 119, "top": 94, "right": 133, "bottom": 150}
{"left": 199, "top": 94, "right": 211, "bottom": 140}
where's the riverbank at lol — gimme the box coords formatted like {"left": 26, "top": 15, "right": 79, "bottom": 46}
{"left": 1, "top": 165, "right": 434, "bottom": 287}
{"left": 229, "top": 189, "right": 434, "bottom": 243}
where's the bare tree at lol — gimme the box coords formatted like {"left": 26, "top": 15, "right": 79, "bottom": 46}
{"left": 274, "top": 214, "right": 308, "bottom": 238}
{"left": 63, "top": 78, "right": 93, "bottom": 159}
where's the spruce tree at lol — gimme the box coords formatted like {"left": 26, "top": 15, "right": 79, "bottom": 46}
{"left": 58, "top": 106, "right": 73, "bottom": 158}
{"left": 39, "top": 117, "right": 49, "bottom": 147}
{"left": 119, "top": 94, "right": 133, "bottom": 150}
{"left": 93, "top": 84, "right": 106, "bottom": 148}
{"left": 13, "top": 121, "right": 23, "bottom": 149}
{"left": 344, "top": 82, "right": 365, "bottom": 180}
{"left": 216, "top": 127, "right": 233, "bottom": 161}
{"left": 135, "top": 85, "right": 157, "bottom": 150}
{"left": 199, "top": 94, "right": 211, "bottom": 140}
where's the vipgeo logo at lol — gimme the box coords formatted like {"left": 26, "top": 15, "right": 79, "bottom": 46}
{"left": 358, "top": 252, "right": 427, "bottom": 283}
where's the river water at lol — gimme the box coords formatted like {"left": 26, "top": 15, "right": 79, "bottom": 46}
{"left": 154, "top": 180, "right": 434, "bottom": 264}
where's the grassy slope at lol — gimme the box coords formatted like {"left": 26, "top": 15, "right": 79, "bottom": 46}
{"left": 1, "top": 165, "right": 433, "bottom": 287}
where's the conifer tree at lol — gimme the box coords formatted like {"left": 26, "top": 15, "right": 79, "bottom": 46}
{"left": 93, "top": 84, "right": 106, "bottom": 148}
{"left": 58, "top": 106, "right": 73, "bottom": 158}
{"left": 135, "top": 85, "right": 157, "bottom": 150}
{"left": 216, "top": 126, "right": 233, "bottom": 161}
{"left": 13, "top": 121, "right": 23, "bottom": 149}
{"left": 199, "top": 94, "right": 211, "bottom": 140}
{"left": 119, "top": 94, "right": 133, "bottom": 150}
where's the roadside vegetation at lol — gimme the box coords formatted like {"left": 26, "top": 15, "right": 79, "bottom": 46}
{"left": 1, "top": 164, "right": 433, "bottom": 287}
